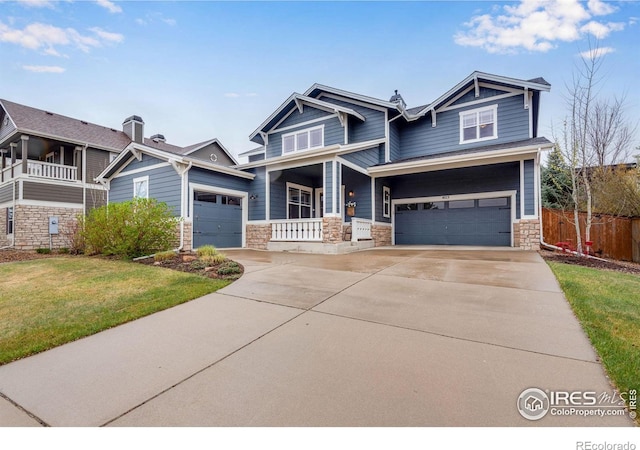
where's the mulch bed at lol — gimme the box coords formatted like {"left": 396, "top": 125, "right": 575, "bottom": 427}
{"left": 135, "top": 253, "right": 244, "bottom": 280}
{"left": 0, "top": 249, "right": 62, "bottom": 264}
{"left": 539, "top": 249, "right": 640, "bottom": 275}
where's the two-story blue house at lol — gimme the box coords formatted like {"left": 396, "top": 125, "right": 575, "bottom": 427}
{"left": 98, "top": 71, "right": 552, "bottom": 253}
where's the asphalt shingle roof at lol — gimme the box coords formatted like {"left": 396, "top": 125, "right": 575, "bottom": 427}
{"left": 1, "top": 99, "right": 132, "bottom": 151}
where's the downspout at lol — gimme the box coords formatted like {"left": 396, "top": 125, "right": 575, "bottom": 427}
{"left": 175, "top": 161, "right": 192, "bottom": 252}
{"left": 537, "top": 147, "right": 608, "bottom": 261}
{"left": 81, "top": 143, "right": 88, "bottom": 216}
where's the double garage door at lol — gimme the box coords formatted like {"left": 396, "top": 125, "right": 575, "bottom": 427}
{"left": 193, "top": 191, "right": 242, "bottom": 249}
{"left": 395, "top": 196, "right": 511, "bottom": 246}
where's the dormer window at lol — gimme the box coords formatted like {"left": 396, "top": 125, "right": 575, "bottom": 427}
{"left": 459, "top": 105, "right": 498, "bottom": 144}
{"left": 282, "top": 125, "right": 324, "bottom": 154}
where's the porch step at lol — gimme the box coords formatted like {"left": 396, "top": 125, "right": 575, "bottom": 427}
{"left": 267, "top": 240, "right": 375, "bottom": 254}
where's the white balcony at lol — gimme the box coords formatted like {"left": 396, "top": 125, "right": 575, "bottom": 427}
{"left": 27, "top": 161, "right": 78, "bottom": 181}
{"left": 271, "top": 218, "right": 323, "bottom": 242}
{"left": 350, "top": 217, "right": 372, "bottom": 242}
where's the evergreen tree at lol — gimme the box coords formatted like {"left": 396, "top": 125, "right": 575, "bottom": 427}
{"left": 541, "top": 144, "right": 572, "bottom": 209}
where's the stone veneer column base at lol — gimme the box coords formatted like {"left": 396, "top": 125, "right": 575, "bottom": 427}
{"left": 371, "top": 224, "right": 392, "bottom": 247}
{"left": 246, "top": 224, "right": 271, "bottom": 250}
{"left": 516, "top": 219, "right": 541, "bottom": 250}
{"left": 322, "top": 216, "right": 343, "bottom": 244}
{"left": 13, "top": 204, "right": 83, "bottom": 250}
{"left": 182, "top": 221, "right": 193, "bottom": 251}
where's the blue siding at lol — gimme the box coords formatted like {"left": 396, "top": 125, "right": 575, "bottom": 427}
{"left": 451, "top": 86, "right": 511, "bottom": 106}
{"left": 187, "top": 167, "right": 250, "bottom": 218}
{"left": 343, "top": 167, "right": 371, "bottom": 221}
{"left": 340, "top": 146, "right": 380, "bottom": 169}
{"left": 248, "top": 167, "right": 266, "bottom": 221}
{"left": 110, "top": 165, "right": 182, "bottom": 215}
{"left": 523, "top": 159, "right": 535, "bottom": 215}
{"left": 390, "top": 162, "right": 521, "bottom": 219}
{"left": 319, "top": 96, "right": 385, "bottom": 144}
{"left": 398, "top": 95, "right": 530, "bottom": 160}
{"left": 269, "top": 166, "right": 323, "bottom": 220}
{"left": 325, "top": 161, "right": 333, "bottom": 214}
{"left": 275, "top": 106, "right": 333, "bottom": 129}
{"left": 389, "top": 121, "right": 401, "bottom": 161}
{"left": 118, "top": 153, "right": 165, "bottom": 172}
{"left": 266, "top": 116, "right": 343, "bottom": 159}
{"left": 248, "top": 153, "right": 265, "bottom": 162}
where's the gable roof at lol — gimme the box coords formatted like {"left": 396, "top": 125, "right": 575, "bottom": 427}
{"left": 0, "top": 99, "right": 132, "bottom": 151}
{"left": 249, "top": 92, "right": 369, "bottom": 145}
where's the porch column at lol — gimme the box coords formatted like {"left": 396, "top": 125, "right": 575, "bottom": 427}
{"left": 10, "top": 142, "right": 17, "bottom": 178}
{"left": 322, "top": 160, "right": 343, "bottom": 244}
{"left": 20, "top": 135, "right": 29, "bottom": 175}
{"left": 1, "top": 149, "right": 5, "bottom": 182}
{"left": 74, "top": 146, "right": 82, "bottom": 181}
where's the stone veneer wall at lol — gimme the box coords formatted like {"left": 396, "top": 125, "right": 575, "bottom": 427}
{"left": 0, "top": 207, "right": 8, "bottom": 247}
{"left": 371, "top": 224, "right": 392, "bottom": 247}
{"left": 322, "top": 216, "right": 343, "bottom": 244}
{"left": 246, "top": 224, "right": 271, "bottom": 250}
{"left": 516, "top": 219, "right": 541, "bottom": 250}
{"left": 13, "top": 204, "right": 83, "bottom": 250}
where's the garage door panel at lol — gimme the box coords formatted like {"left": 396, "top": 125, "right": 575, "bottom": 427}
{"left": 193, "top": 195, "right": 243, "bottom": 248}
{"left": 394, "top": 197, "right": 511, "bottom": 246}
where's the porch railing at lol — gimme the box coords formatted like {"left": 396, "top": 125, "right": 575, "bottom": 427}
{"left": 271, "top": 218, "right": 323, "bottom": 242}
{"left": 27, "top": 161, "right": 77, "bottom": 181}
{"left": 351, "top": 217, "right": 372, "bottom": 242}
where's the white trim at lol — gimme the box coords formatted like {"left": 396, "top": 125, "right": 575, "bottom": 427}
{"left": 384, "top": 109, "right": 390, "bottom": 163}
{"left": 285, "top": 181, "right": 313, "bottom": 219}
{"left": 133, "top": 175, "right": 149, "bottom": 199}
{"left": 528, "top": 91, "right": 534, "bottom": 139}
{"left": 459, "top": 104, "right": 498, "bottom": 145}
{"left": 322, "top": 162, "right": 327, "bottom": 217}
{"left": 313, "top": 91, "right": 394, "bottom": 113}
{"left": 315, "top": 188, "right": 323, "bottom": 218}
{"left": 370, "top": 178, "right": 375, "bottom": 223}
{"left": 281, "top": 124, "right": 325, "bottom": 155}
{"left": 113, "top": 162, "right": 171, "bottom": 178}
{"left": 439, "top": 82, "right": 521, "bottom": 112}
{"left": 391, "top": 190, "right": 517, "bottom": 246}
{"left": 521, "top": 157, "right": 540, "bottom": 220}
{"left": 373, "top": 221, "right": 392, "bottom": 228}
{"left": 272, "top": 114, "right": 337, "bottom": 134}
{"left": 246, "top": 220, "right": 270, "bottom": 225}
{"left": 335, "top": 156, "right": 369, "bottom": 176}
{"left": 382, "top": 186, "right": 391, "bottom": 219}
{"left": 13, "top": 199, "right": 84, "bottom": 209}
{"left": 331, "top": 160, "right": 337, "bottom": 215}
{"left": 189, "top": 182, "right": 248, "bottom": 248}
{"left": 519, "top": 159, "right": 525, "bottom": 220}
{"left": 265, "top": 170, "right": 271, "bottom": 221}
{"left": 440, "top": 92, "right": 519, "bottom": 113}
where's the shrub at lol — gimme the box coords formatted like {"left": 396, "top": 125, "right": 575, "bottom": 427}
{"left": 82, "top": 198, "right": 178, "bottom": 259}
{"left": 154, "top": 250, "right": 176, "bottom": 262}
{"left": 190, "top": 260, "right": 208, "bottom": 270}
{"left": 36, "top": 248, "right": 51, "bottom": 254}
{"left": 217, "top": 261, "right": 242, "bottom": 275}
{"left": 201, "top": 253, "right": 226, "bottom": 265}
{"left": 58, "top": 248, "right": 70, "bottom": 254}
{"left": 196, "top": 245, "right": 218, "bottom": 258}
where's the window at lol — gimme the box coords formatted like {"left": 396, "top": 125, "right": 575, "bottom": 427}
{"left": 194, "top": 192, "right": 217, "bottom": 203}
{"left": 383, "top": 186, "right": 391, "bottom": 218}
{"left": 221, "top": 195, "right": 241, "bottom": 206}
{"left": 478, "top": 197, "right": 508, "bottom": 207}
{"left": 287, "top": 183, "right": 312, "bottom": 219}
{"left": 424, "top": 201, "right": 445, "bottom": 210}
{"left": 282, "top": 125, "right": 324, "bottom": 154}
{"left": 6, "top": 207, "right": 13, "bottom": 234}
{"left": 460, "top": 105, "right": 497, "bottom": 144}
{"left": 448, "top": 199, "right": 475, "bottom": 209}
{"left": 133, "top": 176, "right": 149, "bottom": 199}
{"left": 396, "top": 203, "right": 418, "bottom": 211}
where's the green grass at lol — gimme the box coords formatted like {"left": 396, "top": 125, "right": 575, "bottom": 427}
{"left": 0, "top": 257, "right": 230, "bottom": 365}
{"left": 547, "top": 262, "right": 640, "bottom": 421}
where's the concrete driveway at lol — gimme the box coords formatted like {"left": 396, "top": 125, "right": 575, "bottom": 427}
{"left": 0, "top": 248, "right": 632, "bottom": 426}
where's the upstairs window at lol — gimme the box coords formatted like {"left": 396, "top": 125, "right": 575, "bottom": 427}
{"left": 460, "top": 105, "right": 497, "bottom": 144}
{"left": 133, "top": 176, "right": 149, "bottom": 199}
{"left": 282, "top": 125, "right": 324, "bottom": 154}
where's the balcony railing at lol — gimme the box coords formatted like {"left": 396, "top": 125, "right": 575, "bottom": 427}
{"left": 351, "top": 217, "right": 372, "bottom": 242}
{"left": 27, "top": 161, "right": 78, "bottom": 181}
{"left": 271, "top": 218, "right": 323, "bottom": 242}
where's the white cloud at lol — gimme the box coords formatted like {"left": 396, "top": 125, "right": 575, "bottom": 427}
{"left": 224, "top": 93, "right": 241, "bottom": 98}
{"left": 0, "top": 21, "right": 124, "bottom": 55}
{"left": 95, "top": 0, "right": 122, "bottom": 14}
{"left": 135, "top": 13, "right": 177, "bottom": 27}
{"left": 455, "top": 0, "right": 625, "bottom": 54}
{"left": 161, "top": 18, "right": 176, "bottom": 26}
{"left": 89, "top": 27, "right": 124, "bottom": 43}
{"left": 579, "top": 46, "right": 615, "bottom": 59}
{"left": 14, "top": 0, "right": 54, "bottom": 8}
{"left": 246, "top": 93, "right": 258, "bottom": 97}
{"left": 23, "top": 65, "right": 65, "bottom": 73}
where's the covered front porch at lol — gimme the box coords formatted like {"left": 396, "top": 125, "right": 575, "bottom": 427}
{"left": 248, "top": 161, "right": 380, "bottom": 253}
{"left": 1, "top": 135, "right": 82, "bottom": 183}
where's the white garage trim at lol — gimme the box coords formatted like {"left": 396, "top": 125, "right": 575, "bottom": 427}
{"left": 391, "top": 190, "right": 517, "bottom": 247}
{"left": 188, "top": 182, "right": 248, "bottom": 248}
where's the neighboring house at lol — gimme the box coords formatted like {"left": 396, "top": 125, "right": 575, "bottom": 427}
{"left": 0, "top": 99, "right": 131, "bottom": 249}
{"left": 96, "top": 134, "right": 253, "bottom": 250}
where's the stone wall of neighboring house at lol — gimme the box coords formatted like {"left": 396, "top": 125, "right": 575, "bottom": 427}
{"left": 371, "top": 224, "right": 392, "bottom": 247}
{"left": 0, "top": 207, "right": 9, "bottom": 247}
{"left": 516, "top": 219, "right": 541, "bottom": 250}
{"left": 246, "top": 224, "right": 270, "bottom": 250}
{"left": 13, "top": 204, "right": 82, "bottom": 250}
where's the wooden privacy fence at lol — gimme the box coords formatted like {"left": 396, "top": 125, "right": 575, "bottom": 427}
{"left": 542, "top": 208, "right": 640, "bottom": 262}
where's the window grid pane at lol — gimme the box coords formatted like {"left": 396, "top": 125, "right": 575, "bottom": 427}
{"left": 310, "top": 129, "right": 322, "bottom": 147}
{"left": 296, "top": 132, "right": 309, "bottom": 150}
{"left": 283, "top": 135, "right": 295, "bottom": 153}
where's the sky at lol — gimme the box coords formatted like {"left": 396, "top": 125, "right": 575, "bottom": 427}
{"left": 0, "top": 0, "right": 639, "bottom": 161}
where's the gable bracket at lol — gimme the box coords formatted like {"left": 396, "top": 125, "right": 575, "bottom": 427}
{"left": 474, "top": 76, "right": 480, "bottom": 98}
{"left": 524, "top": 87, "right": 529, "bottom": 110}
{"left": 337, "top": 111, "right": 347, "bottom": 127}
{"left": 294, "top": 98, "right": 304, "bottom": 114}
{"left": 131, "top": 147, "right": 142, "bottom": 161}
{"left": 259, "top": 131, "right": 269, "bottom": 146}
{"left": 430, "top": 108, "right": 437, "bottom": 128}
{"left": 170, "top": 160, "right": 191, "bottom": 176}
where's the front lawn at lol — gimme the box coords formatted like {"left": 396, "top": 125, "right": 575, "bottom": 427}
{"left": 0, "top": 257, "right": 230, "bottom": 365}
{"left": 547, "top": 261, "right": 640, "bottom": 422}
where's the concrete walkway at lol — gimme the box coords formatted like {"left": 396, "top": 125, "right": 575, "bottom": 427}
{"left": 0, "top": 248, "right": 633, "bottom": 426}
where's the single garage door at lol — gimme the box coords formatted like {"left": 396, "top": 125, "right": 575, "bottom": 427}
{"left": 395, "top": 197, "right": 511, "bottom": 246}
{"left": 193, "top": 191, "right": 242, "bottom": 248}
